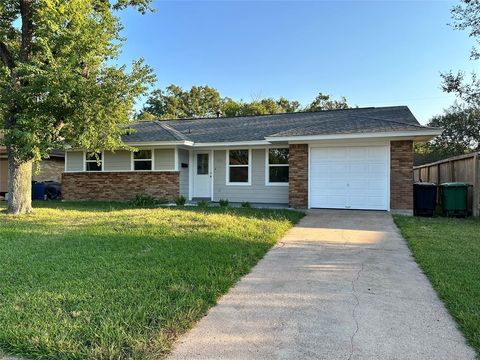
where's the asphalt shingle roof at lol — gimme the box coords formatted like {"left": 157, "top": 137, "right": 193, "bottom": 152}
{"left": 123, "top": 106, "right": 435, "bottom": 144}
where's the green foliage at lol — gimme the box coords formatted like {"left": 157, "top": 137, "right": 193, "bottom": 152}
{"left": 0, "top": 0, "right": 155, "bottom": 163}
{"left": 129, "top": 194, "right": 162, "bottom": 208}
{"left": 0, "top": 201, "right": 303, "bottom": 359}
{"left": 442, "top": 1, "right": 480, "bottom": 107}
{"left": 138, "top": 84, "right": 349, "bottom": 119}
{"left": 304, "top": 92, "right": 349, "bottom": 112}
{"left": 241, "top": 201, "right": 252, "bottom": 208}
{"left": 219, "top": 199, "right": 229, "bottom": 207}
{"left": 196, "top": 200, "right": 210, "bottom": 207}
{"left": 414, "top": 103, "right": 479, "bottom": 165}
{"left": 175, "top": 195, "right": 186, "bottom": 206}
{"left": 141, "top": 85, "right": 223, "bottom": 120}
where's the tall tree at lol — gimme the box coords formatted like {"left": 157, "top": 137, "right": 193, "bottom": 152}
{"left": 140, "top": 85, "right": 348, "bottom": 119}
{"left": 428, "top": 104, "right": 479, "bottom": 153}
{"left": 415, "top": 103, "right": 479, "bottom": 165}
{"left": 305, "top": 92, "right": 349, "bottom": 112}
{"left": 141, "top": 85, "right": 223, "bottom": 119}
{"left": 442, "top": 0, "right": 480, "bottom": 106}
{"left": 0, "top": 0, "right": 154, "bottom": 214}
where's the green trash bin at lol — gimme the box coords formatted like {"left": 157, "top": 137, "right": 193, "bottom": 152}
{"left": 439, "top": 182, "right": 469, "bottom": 217}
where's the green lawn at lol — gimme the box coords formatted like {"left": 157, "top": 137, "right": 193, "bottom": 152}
{"left": 394, "top": 215, "right": 480, "bottom": 356}
{"left": 0, "top": 201, "right": 303, "bottom": 360}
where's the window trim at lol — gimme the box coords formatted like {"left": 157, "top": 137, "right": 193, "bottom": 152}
{"left": 84, "top": 151, "right": 103, "bottom": 172}
{"left": 131, "top": 148, "right": 154, "bottom": 171}
{"left": 226, "top": 149, "right": 251, "bottom": 186}
{"left": 265, "top": 147, "right": 289, "bottom": 186}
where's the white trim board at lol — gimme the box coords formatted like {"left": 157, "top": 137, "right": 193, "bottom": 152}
{"left": 266, "top": 130, "right": 442, "bottom": 143}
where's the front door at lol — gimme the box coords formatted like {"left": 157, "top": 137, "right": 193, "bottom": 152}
{"left": 193, "top": 152, "right": 211, "bottom": 198}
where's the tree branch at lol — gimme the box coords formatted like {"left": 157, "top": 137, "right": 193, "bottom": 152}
{"left": 0, "top": 41, "right": 15, "bottom": 69}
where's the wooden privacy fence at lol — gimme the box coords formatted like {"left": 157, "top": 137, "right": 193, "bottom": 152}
{"left": 413, "top": 152, "right": 480, "bottom": 216}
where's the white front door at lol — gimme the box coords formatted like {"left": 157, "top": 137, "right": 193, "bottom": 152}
{"left": 193, "top": 151, "right": 211, "bottom": 198}
{"left": 310, "top": 145, "right": 389, "bottom": 210}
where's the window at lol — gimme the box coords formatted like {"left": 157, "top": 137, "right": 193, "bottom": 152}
{"left": 197, "top": 154, "right": 208, "bottom": 175}
{"left": 85, "top": 152, "right": 102, "bottom": 171}
{"left": 197, "top": 154, "right": 209, "bottom": 175}
{"left": 267, "top": 148, "right": 289, "bottom": 184}
{"left": 133, "top": 150, "right": 152, "bottom": 170}
{"left": 227, "top": 149, "right": 250, "bottom": 184}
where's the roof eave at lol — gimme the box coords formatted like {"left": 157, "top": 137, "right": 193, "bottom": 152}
{"left": 124, "top": 140, "right": 194, "bottom": 147}
{"left": 265, "top": 129, "right": 443, "bottom": 143}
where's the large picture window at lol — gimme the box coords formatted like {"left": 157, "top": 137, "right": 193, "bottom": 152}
{"left": 85, "top": 152, "right": 102, "bottom": 171}
{"left": 267, "top": 148, "right": 289, "bottom": 185}
{"left": 227, "top": 149, "right": 250, "bottom": 184}
{"left": 133, "top": 150, "right": 152, "bottom": 170}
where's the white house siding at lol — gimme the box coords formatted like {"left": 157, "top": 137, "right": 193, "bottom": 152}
{"left": 65, "top": 151, "right": 84, "bottom": 171}
{"left": 154, "top": 149, "right": 175, "bottom": 170}
{"left": 213, "top": 149, "right": 288, "bottom": 204}
{"left": 104, "top": 150, "right": 131, "bottom": 171}
{"left": 178, "top": 149, "right": 189, "bottom": 198}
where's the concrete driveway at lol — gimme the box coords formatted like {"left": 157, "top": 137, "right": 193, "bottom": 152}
{"left": 169, "top": 210, "right": 476, "bottom": 360}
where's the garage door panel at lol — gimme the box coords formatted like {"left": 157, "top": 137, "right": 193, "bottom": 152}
{"left": 312, "top": 184, "right": 347, "bottom": 197}
{"left": 368, "top": 163, "right": 388, "bottom": 176}
{"left": 312, "top": 195, "right": 348, "bottom": 208}
{"left": 349, "top": 147, "right": 369, "bottom": 160}
{"left": 310, "top": 146, "right": 389, "bottom": 210}
{"left": 349, "top": 179, "right": 386, "bottom": 191}
{"left": 329, "top": 148, "right": 349, "bottom": 159}
{"left": 349, "top": 197, "right": 386, "bottom": 210}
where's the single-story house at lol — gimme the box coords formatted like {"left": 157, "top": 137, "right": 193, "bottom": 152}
{"left": 62, "top": 106, "right": 441, "bottom": 212}
{"left": 0, "top": 149, "right": 65, "bottom": 196}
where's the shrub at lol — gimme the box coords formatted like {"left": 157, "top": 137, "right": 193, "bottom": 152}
{"left": 196, "top": 200, "right": 210, "bottom": 207}
{"left": 241, "top": 201, "right": 252, "bottom": 208}
{"left": 130, "top": 194, "right": 159, "bottom": 208}
{"left": 219, "top": 199, "right": 229, "bottom": 207}
{"left": 175, "top": 195, "right": 186, "bottom": 206}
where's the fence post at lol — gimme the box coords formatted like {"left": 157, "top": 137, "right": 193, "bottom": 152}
{"left": 474, "top": 153, "right": 479, "bottom": 217}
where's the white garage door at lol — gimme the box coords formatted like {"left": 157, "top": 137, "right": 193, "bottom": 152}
{"left": 310, "top": 146, "right": 389, "bottom": 210}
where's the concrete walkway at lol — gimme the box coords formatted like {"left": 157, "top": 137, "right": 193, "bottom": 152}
{"left": 169, "top": 210, "right": 476, "bottom": 360}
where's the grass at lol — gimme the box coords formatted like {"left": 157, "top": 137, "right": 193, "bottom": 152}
{"left": 394, "top": 215, "right": 480, "bottom": 356}
{"left": 0, "top": 201, "right": 303, "bottom": 360}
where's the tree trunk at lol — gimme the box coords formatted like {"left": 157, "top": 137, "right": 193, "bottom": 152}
{"left": 7, "top": 148, "right": 33, "bottom": 214}
{"left": 3, "top": 0, "right": 34, "bottom": 215}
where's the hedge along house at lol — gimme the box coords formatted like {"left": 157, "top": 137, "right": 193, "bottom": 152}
{"left": 62, "top": 106, "right": 441, "bottom": 212}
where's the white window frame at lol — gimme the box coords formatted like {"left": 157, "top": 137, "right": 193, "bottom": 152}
{"left": 84, "top": 151, "right": 103, "bottom": 172}
{"left": 226, "top": 149, "right": 251, "bottom": 186}
{"left": 265, "top": 147, "right": 289, "bottom": 186}
{"left": 132, "top": 148, "right": 154, "bottom": 171}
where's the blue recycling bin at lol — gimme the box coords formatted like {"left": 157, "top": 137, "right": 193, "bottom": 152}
{"left": 32, "top": 182, "right": 46, "bottom": 200}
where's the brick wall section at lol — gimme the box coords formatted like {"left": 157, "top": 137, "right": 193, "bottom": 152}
{"left": 62, "top": 172, "right": 179, "bottom": 201}
{"left": 390, "top": 140, "right": 414, "bottom": 210}
{"left": 289, "top": 144, "right": 309, "bottom": 208}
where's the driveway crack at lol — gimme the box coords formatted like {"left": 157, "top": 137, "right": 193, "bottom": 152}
{"left": 348, "top": 262, "right": 364, "bottom": 360}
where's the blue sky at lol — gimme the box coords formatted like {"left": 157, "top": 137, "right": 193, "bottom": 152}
{"left": 118, "top": 1, "right": 477, "bottom": 124}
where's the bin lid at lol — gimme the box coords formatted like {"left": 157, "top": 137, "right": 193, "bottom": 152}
{"left": 440, "top": 182, "right": 469, "bottom": 187}
{"left": 414, "top": 182, "right": 436, "bottom": 186}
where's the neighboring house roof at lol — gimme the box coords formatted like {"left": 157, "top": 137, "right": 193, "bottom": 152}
{"left": 0, "top": 147, "right": 65, "bottom": 158}
{"left": 123, "top": 106, "right": 440, "bottom": 144}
